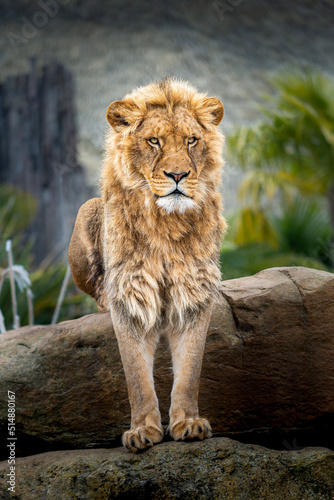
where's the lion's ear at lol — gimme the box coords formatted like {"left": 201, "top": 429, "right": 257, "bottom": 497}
{"left": 195, "top": 97, "right": 224, "bottom": 126}
{"left": 106, "top": 99, "right": 142, "bottom": 132}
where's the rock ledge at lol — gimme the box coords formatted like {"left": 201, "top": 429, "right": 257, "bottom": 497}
{"left": 0, "top": 266, "right": 333, "bottom": 449}
{"left": 1, "top": 438, "right": 333, "bottom": 500}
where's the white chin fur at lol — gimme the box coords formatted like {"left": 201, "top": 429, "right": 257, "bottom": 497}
{"left": 156, "top": 195, "right": 196, "bottom": 214}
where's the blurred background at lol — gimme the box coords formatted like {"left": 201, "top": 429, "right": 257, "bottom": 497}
{"left": 1, "top": 0, "right": 334, "bottom": 328}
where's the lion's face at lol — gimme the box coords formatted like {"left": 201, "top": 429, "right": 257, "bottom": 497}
{"left": 106, "top": 80, "right": 224, "bottom": 214}
{"left": 133, "top": 107, "right": 208, "bottom": 214}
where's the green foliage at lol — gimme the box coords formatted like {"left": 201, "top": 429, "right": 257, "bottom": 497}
{"left": 230, "top": 207, "right": 278, "bottom": 247}
{"left": 221, "top": 197, "right": 333, "bottom": 280}
{"left": 0, "top": 184, "right": 37, "bottom": 238}
{"left": 220, "top": 243, "right": 328, "bottom": 281}
{"left": 228, "top": 67, "right": 334, "bottom": 193}
{"left": 0, "top": 184, "right": 97, "bottom": 330}
{"left": 223, "top": 66, "right": 334, "bottom": 279}
{"left": 273, "top": 197, "right": 332, "bottom": 261}
{"left": 0, "top": 184, "right": 37, "bottom": 269}
{"left": 1, "top": 264, "right": 97, "bottom": 328}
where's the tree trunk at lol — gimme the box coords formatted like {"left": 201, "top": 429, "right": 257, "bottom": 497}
{"left": 0, "top": 60, "right": 90, "bottom": 264}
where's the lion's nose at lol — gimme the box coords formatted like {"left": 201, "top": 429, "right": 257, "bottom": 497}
{"left": 164, "top": 171, "right": 190, "bottom": 183}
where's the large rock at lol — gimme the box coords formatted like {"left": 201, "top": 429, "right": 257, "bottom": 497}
{"left": 0, "top": 438, "right": 333, "bottom": 500}
{"left": 0, "top": 267, "right": 333, "bottom": 449}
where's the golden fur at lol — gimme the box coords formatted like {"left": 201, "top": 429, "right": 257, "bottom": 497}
{"left": 69, "top": 78, "right": 227, "bottom": 452}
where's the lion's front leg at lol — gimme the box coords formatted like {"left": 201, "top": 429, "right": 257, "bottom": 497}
{"left": 168, "top": 305, "right": 213, "bottom": 442}
{"left": 110, "top": 306, "right": 163, "bottom": 453}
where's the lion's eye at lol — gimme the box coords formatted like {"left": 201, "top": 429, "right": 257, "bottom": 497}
{"left": 188, "top": 137, "right": 197, "bottom": 145}
{"left": 148, "top": 137, "right": 160, "bottom": 146}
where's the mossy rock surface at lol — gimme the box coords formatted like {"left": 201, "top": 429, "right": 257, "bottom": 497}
{"left": 1, "top": 438, "right": 334, "bottom": 499}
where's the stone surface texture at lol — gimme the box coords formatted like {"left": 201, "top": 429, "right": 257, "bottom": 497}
{"left": 0, "top": 438, "right": 333, "bottom": 500}
{"left": 0, "top": 267, "right": 333, "bottom": 449}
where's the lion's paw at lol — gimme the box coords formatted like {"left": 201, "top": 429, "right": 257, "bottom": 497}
{"left": 169, "top": 418, "right": 212, "bottom": 441}
{"left": 122, "top": 425, "right": 164, "bottom": 453}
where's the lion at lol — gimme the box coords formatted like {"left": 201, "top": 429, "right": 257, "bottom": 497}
{"left": 68, "top": 78, "right": 227, "bottom": 453}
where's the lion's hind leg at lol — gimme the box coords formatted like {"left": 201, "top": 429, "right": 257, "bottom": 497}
{"left": 68, "top": 198, "right": 107, "bottom": 311}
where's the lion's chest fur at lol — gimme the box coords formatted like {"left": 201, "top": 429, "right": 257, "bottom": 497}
{"left": 102, "top": 197, "right": 223, "bottom": 332}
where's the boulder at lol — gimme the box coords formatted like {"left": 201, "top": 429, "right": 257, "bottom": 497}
{"left": 0, "top": 267, "right": 333, "bottom": 449}
{"left": 0, "top": 438, "right": 333, "bottom": 500}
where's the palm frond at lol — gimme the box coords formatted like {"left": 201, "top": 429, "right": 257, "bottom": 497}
{"left": 273, "top": 197, "right": 333, "bottom": 260}
{"left": 0, "top": 265, "right": 31, "bottom": 292}
{"left": 233, "top": 207, "right": 278, "bottom": 247}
